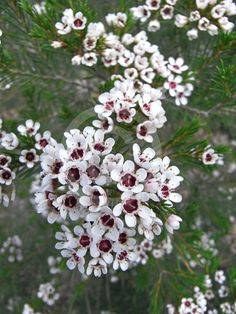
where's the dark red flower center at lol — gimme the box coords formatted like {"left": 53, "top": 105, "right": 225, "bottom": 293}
{"left": 79, "top": 235, "right": 91, "bottom": 247}
{"left": 161, "top": 185, "right": 169, "bottom": 198}
{"left": 99, "top": 239, "right": 112, "bottom": 252}
{"left": 170, "top": 81, "right": 176, "bottom": 89}
{"left": 26, "top": 152, "right": 35, "bottom": 161}
{"left": 94, "top": 143, "right": 105, "bottom": 153}
{"left": 123, "top": 199, "right": 138, "bottom": 213}
{"left": 39, "top": 138, "right": 48, "bottom": 148}
{"left": 139, "top": 126, "right": 147, "bottom": 137}
{"left": 2, "top": 170, "right": 11, "bottom": 180}
{"left": 0, "top": 157, "right": 8, "bottom": 166}
{"left": 68, "top": 167, "right": 80, "bottom": 182}
{"left": 101, "top": 214, "right": 114, "bottom": 228}
{"left": 65, "top": 195, "right": 77, "bottom": 208}
{"left": 119, "top": 109, "right": 130, "bottom": 120}
{"left": 91, "top": 189, "right": 102, "bottom": 206}
{"left": 52, "top": 161, "right": 63, "bottom": 174}
{"left": 87, "top": 165, "right": 100, "bottom": 178}
{"left": 71, "top": 148, "right": 84, "bottom": 160}
{"left": 121, "top": 173, "right": 136, "bottom": 187}
{"left": 119, "top": 232, "right": 128, "bottom": 244}
{"left": 74, "top": 18, "right": 83, "bottom": 28}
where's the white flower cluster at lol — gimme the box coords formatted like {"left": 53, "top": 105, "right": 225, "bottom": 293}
{"left": 37, "top": 282, "right": 60, "bottom": 306}
{"left": 133, "top": 235, "right": 173, "bottom": 265}
{"left": 166, "top": 270, "right": 236, "bottom": 314}
{"left": 0, "top": 235, "right": 23, "bottom": 263}
{"left": 34, "top": 120, "right": 183, "bottom": 276}
{"left": 53, "top": 9, "right": 194, "bottom": 106}
{"left": 0, "top": 118, "right": 56, "bottom": 207}
{"left": 130, "top": 0, "right": 236, "bottom": 40}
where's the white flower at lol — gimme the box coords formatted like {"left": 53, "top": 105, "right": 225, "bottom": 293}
{"left": 202, "top": 147, "right": 219, "bottom": 165}
{"left": 218, "top": 285, "right": 229, "bottom": 298}
{"left": 0, "top": 154, "right": 11, "bottom": 167}
{"left": 35, "top": 131, "right": 52, "bottom": 150}
{"left": 106, "top": 12, "right": 127, "bottom": 28}
{"left": 218, "top": 17, "right": 234, "bottom": 33}
{"left": 89, "top": 130, "right": 115, "bottom": 155}
{"left": 175, "top": 83, "right": 194, "bottom": 106}
{"left": 175, "top": 14, "right": 188, "bottom": 27}
{"left": 58, "top": 160, "right": 88, "bottom": 189}
{"left": 90, "top": 237, "right": 114, "bottom": 264}
{"left": 208, "top": 24, "right": 219, "bottom": 36}
{"left": 214, "top": 270, "right": 226, "bottom": 284}
{"left": 164, "top": 74, "right": 184, "bottom": 97}
{"left": 83, "top": 35, "right": 97, "bottom": 51}
{"left": 55, "top": 225, "right": 75, "bottom": 250}
{"left": 37, "top": 282, "right": 60, "bottom": 306}
{"left": 118, "top": 50, "right": 135, "bottom": 67}
{"left": 124, "top": 68, "right": 138, "bottom": 80}
{"left": 53, "top": 192, "right": 80, "bottom": 220}
{"left": 113, "top": 250, "right": 136, "bottom": 271}
{"left": 92, "top": 115, "right": 114, "bottom": 134}
{"left": 1, "top": 133, "right": 19, "bottom": 150}
{"left": 19, "top": 149, "right": 39, "bottom": 168}
{"left": 133, "top": 144, "right": 156, "bottom": 169}
{"left": 0, "top": 167, "right": 16, "bottom": 185}
{"left": 79, "top": 186, "right": 107, "bottom": 212}
{"left": 61, "top": 249, "right": 85, "bottom": 272}
{"left": 140, "top": 68, "right": 155, "bottom": 84}
{"left": 146, "top": 0, "right": 161, "bottom": 11}
{"left": 55, "top": 9, "right": 73, "bottom": 35}
{"left": 86, "top": 257, "right": 108, "bottom": 277}
{"left": 121, "top": 33, "right": 135, "bottom": 45}
{"left": 198, "top": 17, "right": 210, "bottom": 31}
{"left": 113, "top": 192, "right": 152, "bottom": 228}
{"left": 71, "top": 11, "right": 87, "bottom": 30}
{"left": 136, "top": 120, "right": 157, "bottom": 143}
{"left": 111, "top": 160, "right": 147, "bottom": 193}
{"left": 160, "top": 5, "right": 174, "bottom": 20}
{"left": 148, "top": 20, "right": 161, "bottom": 32}
{"left": 33, "top": 1, "right": 46, "bottom": 14}
{"left": 22, "top": 304, "right": 41, "bottom": 314}
{"left": 187, "top": 28, "right": 199, "bottom": 40}
{"left": 134, "top": 55, "right": 149, "bottom": 70}
{"left": 211, "top": 4, "right": 226, "bottom": 19}
{"left": 87, "top": 22, "right": 105, "bottom": 37}
{"left": 189, "top": 11, "right": 201, "bottom": 22}
{"left": 81, "top": 52, "right": 97, "bottom": 66}
{"left": 168, "top": 57, "right": 189, "bottom": 74}
{"left": 17, "top": 119, "right": 40, "bottom": 136}
{"left": 131, "top": 5, "right": 151, "bottom": 23}
{"left": 196, "top": 0, "right": 209, "bottom": 10}
{"left": 71, "top": 55, "right": 82, "bottom": 66}
{"left": 165, "top": 214, "right": 182, "bottom": 234}
{"left": 115, "top": 102, "right": 136, "bottom": 124}
{"left": 87, "top": 206, "right": 124, "bottom": 241}
{"left": 51, "top": 41, "right": 63, "bottom": 48}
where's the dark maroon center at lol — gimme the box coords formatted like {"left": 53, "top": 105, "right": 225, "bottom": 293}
{"left": 139, "top": 126, "right": 147, "bottom": 137}
{"left": 53, "top": 161, "right": 63, "bottom": 174}
{"left": 163, "top": 7, "right": 171, "bottom": 15}
{"left": 118, "top": 250, "right": 128, "bottom": 261}
{"left": 170, "top": 82, "right": 176, "bottom": 89}
{"left": 0, "top": 157, "right": 8, "bottom": 166}
{"left": 119, "top": 232, "right": 127, "bottom": 244}
{"left": 161, "top": 185, "right": 169, "bottom": 198}
{"left": 123, "top": 199, "right": 138, "bottom": 213}
{"left": 101, "top": 214, "right": 114, "bottom": 228}
{"left": 102, "top": 119, "right": 109, "bottom": 130}
{"left": 2, "top": 170, "right": 11, "bottom": 180}
{"left": 71, "top": 148, "right": 84, "bottom": 160}
{"left": 26, "top": 152, "right": 35, "bottom": 161}
{"left": 87, "top": 165, "right": 100, "bottom": 178}
{"left": 74, "top": 18, "right": 83, "bottom": 28}
{"left": 173, "top": 65, "right": 180, "bottom": 70}
{"left": 99, "top": 239, "right": 112, "bottom": 252}
{"left": 68, "top": 167, "right": 80, "bottom": 182}
{"left": 121, "top": 173, "right": 136, "bottom": 187}
{"left": 143, "top": 103, "right": 150, "bottom": 112}
{"left": 72, "top": 252, "right": 80, "bottom": 262}
{"left": 206, "top": 153, "right": 212, "bottom": 162}
{"left": 91, "top": 190, "right": 101, "bottom": 206}
{"left": 94, "top": 143, "right": 105, "bottom": 153}
{"left": 104, "top": 101, "right": 114, "bottom": 111}
{"left": 119, "top": 109, "right": 130, "bottom": 120}
{"left": 39, "top": 139, "right": 48, "bottom": 148}
{"left": 185, "top": 301, "right": 191, "bottom": 307}
{"left": 65, "top": 195, "right": 77, "bottom": 208}
{"left": 79, "top": 235, "right": 91, "bottom": 247}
